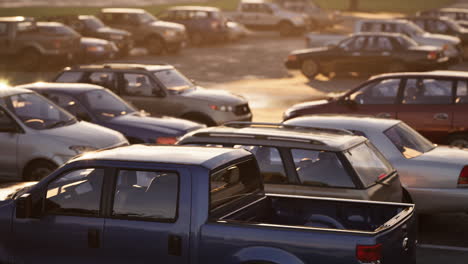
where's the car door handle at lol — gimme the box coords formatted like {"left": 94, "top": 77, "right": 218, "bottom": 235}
{"left": 434, "top": 113, "right": 449, "bottom": 120}
{"left": 88, "top": 228, "right": 100, "bottom": 249}
{"left": 168, "top": 234, "right": 182, "bottom": 256}
{"left": 376, "top": 112, "right": 391, "bottom": 118}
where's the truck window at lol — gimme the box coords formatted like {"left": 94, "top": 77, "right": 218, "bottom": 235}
{"left": 123, "top": 73, "right": 157, "bottom": 96}
{"left": 45, "top": 168, "right": 104, "bottom": 216}
{"left": 55, "top": 72, "right": 84, "bottom": 83}
{"left": 88, "top": 72, "right": 116, "bottom": 90}
{"left": 113, "top": 170, "right": 179, "bottom": 220}
{"left": 344, "top": 143, "right": 393, "bottom": 187}
{"left": 210, "top": 159, "right": 262, "bottom": 210}
{"left": 291, "top": 149, "right": 354, "bottom": 188}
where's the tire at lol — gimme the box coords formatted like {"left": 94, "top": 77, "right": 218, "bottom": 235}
{"left": 448, "top": 134, "right": 468, "bottom": 148}
{"left": 278, "top": 21, "right": 294, "bottom": 37}
{"left": 23, "top": 160, "right": 57, "bottom": 181}
{"left": 182, "top": 113, "right": 216, "bottom": 127}
{"left": 301, "top": 59, "right": 319, "bottom": 79}
{"left": 388, "top": 61, "right": 407, "bottom": 73}
{"left": 146, "top": 35, "right": 165, "bottom": 55}
{"left": 16, "top": 48, "right": 41, "bottom": 71}
{"left": 190, "top": 32, "right": 203, "bottom": 46}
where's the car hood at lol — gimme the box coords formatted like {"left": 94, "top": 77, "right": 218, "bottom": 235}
{"left": 151, "top": 20, "right": 185, "bottom": 31}
{"left": 421, "top": 33, "right": 461, "bottom": 44}
{"left": 0, "top": 182, "right": 37, "bottom": 201}
{"left": 109, "top": 113, "right": 204, "bottom": 135}
{"left": 41, "top": 121, "right": 127, "bottom": 149}
{"left": 81, "top": 37, "right": 109, "bottom": 46}
{"left": 289, "top": 99, "right": 330, "bottom": 110}
{"left": 291, "top": 47, "right": 329, "bottom": 55}
{"left": 97, "top": 27, "right": 130, "bottom": 36}
{"left": 181, "top": 87, "right": 247, "bottom": 105}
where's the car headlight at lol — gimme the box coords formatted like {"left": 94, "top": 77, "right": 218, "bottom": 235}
{"left": 69, "top": 145, "right": 98, "bottom": 154}
{"left": 86, "top": 45, "right": 105, "bottom": 52}
{"left": 210, "top": 105, "right": 234, "bottom": 112}
{"left": 164, "top": 30, "right": 177, "bottom": 37}
{"left": 110, "top": 34, "right": 124, "bottom": 40}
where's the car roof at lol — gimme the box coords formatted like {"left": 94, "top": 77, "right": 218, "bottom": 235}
{"left": 72, "top": 145, "right": 253, "bottom": 170}
{"left": 36, "top": 21, "right": 65, "bottom": 27}
{"left": 285, "top": 115, "right": 400, "bottom": 133}
{"left": 351, "top": 32, "right": 405, "bottom": 38}
{"left": 167, "top": 6, "right": 220, "bottom": 12}
{"left": 358, "top": 18, "right": 410, "bottom": 24}
{"left": 0, "top": 87, "right": 33, "bottom": 98}
{"left": 16, "top": 82, "right": 104, "bottom": 95}
{"left": 181, "top": 123, "right": 367, "bottom": 151}
{"left": 101, "top": 8, "right": 146, "bottom": 14}
{"left": 0, "top": 16, "right": 32, "bottom": 23}
{"left": 67, "top": 63, "right": 174, "bottom": 72}
{"left": 370, "top": 70, "right": 468, "bottom": 80}
{"left": 241, "top": 0, "right": 267, "bottom": 4}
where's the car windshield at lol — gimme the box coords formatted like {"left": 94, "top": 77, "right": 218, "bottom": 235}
{"left": 82, "top": 17, "right": 106, "bottom": 30}
{"left": 4, "top": 92, "right": 76, "bottom": 130}
{"left": 344, "top": 142, "right": 394, "bottom": 187}
{"left": 384, "top": 123, "right": 435, "bottom": 159}
{"left": 137, "top": 12, "right": 158, "bottom": 24}
{"left": 153, "top": 69, "right": 195, "bottom": 93}
{"left": 82, "top": 90, "right": 136, "bottom": 121}
{"left": 398, "top": 35, "right": 419, "bottom": 48}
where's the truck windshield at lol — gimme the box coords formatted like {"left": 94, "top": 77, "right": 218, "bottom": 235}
{"left": 83, "top": 89, "right": 136, "bottom": 121}
{"left": 384, "top": 123, "right": 435, "bottom": 159}
{"left": 210, "top": 159, "right": 263, "bottom": 210}
{"left": 137, "top": 12, "right": 158, "bottom": 24}
{"left": 153, "top": 69, "right": 195, "bottom": 93}
{"left": 344, "top": 142, "right": 394, "bottom": 187}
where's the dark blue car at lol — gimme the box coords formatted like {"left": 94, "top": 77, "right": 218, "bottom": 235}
{"left": 20, "top": 82, "right": 204, "bottom": 144}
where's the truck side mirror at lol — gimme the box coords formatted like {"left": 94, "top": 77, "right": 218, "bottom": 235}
{"left": 16, "top": 193, "right": 33, "bottom": 219}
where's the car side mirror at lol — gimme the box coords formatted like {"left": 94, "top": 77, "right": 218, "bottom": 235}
{"left": 16, "top": 193, "right": 33, "bottom": 219}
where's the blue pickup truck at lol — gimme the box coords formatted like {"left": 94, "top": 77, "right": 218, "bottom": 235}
{"left": 0, "top": 145, "right": 416, "bottom": 264}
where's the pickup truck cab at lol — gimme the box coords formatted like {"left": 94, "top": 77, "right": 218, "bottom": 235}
{"left": 0, "top": 145, "right": 416, "bottom": 264}
{"left": 226, "top": 0, "right": 308, "bottom": 36}
{"left": 0, "top": 16, "right": 80, "bottom": 70}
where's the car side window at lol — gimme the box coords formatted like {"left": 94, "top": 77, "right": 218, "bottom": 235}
{"left": 112, "top": 170, "right": 178, "bottom": 220}
{"left": 377, "top": 37, "right": 393, "bottom": 50}
{"left": 45, "top": 168, "right": 104, "bottom": 216}
{"left": 234, "top": 145, "right": 288, "bottom": 184}
{"left": 0, "top": 23, "right": 7, "bottom": 35}
{"left": 402, "top": 78, "right": 453, "bottom": 104}
{"left": 122, "top": 73, "right": 159, "bottom": 96}
{"left": 456, "top": 80, "right": 468, "bottom": 104}
{"left": 46, "top": 93, "right": 92, "bottom": 121}
{"left": 291, "top": 149, "right": 354, "bottom": 188}
{"left": 55, "top": 72, "right": 84, "bottom": 83}
{"left": 351, "top": 78, "right": 400, "bottom": 104}
{"left": 88, "top": 72, "right": 115, "bottom": 90}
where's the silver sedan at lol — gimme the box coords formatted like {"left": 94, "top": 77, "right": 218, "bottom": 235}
{"left": 285, "top": 115, "right": 468, "bottom": 214}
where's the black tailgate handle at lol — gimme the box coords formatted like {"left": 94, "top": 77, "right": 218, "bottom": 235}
{"left": 168, "top": 234, "right": 182, "bottom": 256}
{"left": 88, "top": 228, "right": 101, "bottom": 248}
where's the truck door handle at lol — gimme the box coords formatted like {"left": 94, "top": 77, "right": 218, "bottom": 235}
{"left": 434, "top": 113, "right": 448, "bottom": 120}
{"left": 88, "top": 228, "right": 100, "bottom": 248}
{"left": 168, "top": 234, "right": 182, "bottom": 256}
{"left": 376, "top": 112, "right": 391, "bottom": 118}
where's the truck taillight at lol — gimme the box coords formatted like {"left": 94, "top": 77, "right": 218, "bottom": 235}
{"left": 458, "top": 166, "right": 468, "bottom": 187}
{"left": 356, "top": 244, "right": 382, "bottom": 263}
{"left": 427, "top": 51, "right": 438, "bottom": 60}
{"left": 156, "top": 137, "right": 177, "bottom": 145}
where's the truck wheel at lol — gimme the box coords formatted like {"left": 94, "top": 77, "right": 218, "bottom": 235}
{"left": 278, "top": 21, "right": 294, "bottom": 37}
{"left": 17, "top": 49, "right": 41, "bottom": 71}
{"left": 146, "top": 35, "right": 165, "bottom": 55}
{"left": 301, "top": 59, "right": 319, "bottom": 79}
{"left": 23, "top": 160, "right": 57, "bottom": 181}
{"left": 190, "top": 32, "right": 203, "bottom": 46}
{"left": 388, "top": 62, "right": 406, "bottom": 72}
{"left": 448, "top": 134, "right": 468, "bottom": 148}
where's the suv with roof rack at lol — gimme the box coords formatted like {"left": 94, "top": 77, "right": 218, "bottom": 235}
{"left": 177, "top": 122, "right": 404, "bottom": 202}
{"left": 53, "top": 63, "right": 252, "bottom": 126}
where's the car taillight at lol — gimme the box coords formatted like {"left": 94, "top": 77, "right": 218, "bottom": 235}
{"left": 53, "top": 39, "right": 62, "bottom": 49}
{"left": 356, "top": 244, "right": 382, "bottom": 263}
{"left": 156, "top": 137, "right": 177, "bottom": 145}
{"left": 458, "top": 166, "right": 468, "bottom": 187}
{"left": 427, "top": 51, "right": 438, "bottom": 60}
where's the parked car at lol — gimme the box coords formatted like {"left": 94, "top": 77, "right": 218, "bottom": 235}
{"left": 419, "top": 8, "right": 468, "bottom": 26}
{"left": 20, "top": 82, "right": 205, "bottom": 144}
{"left": 158, "top": 6, "right": 228, "bottom": 45}
{"left": 273, "top": 0, "right": 342, "bottom": 30}
{"left": 53, "top": 63, "right": 252, "bottom": 126}
{"left": 36, "top": 22, "right": 117, "bottom": 63}
{"left": 0, "top": 87, "right": 128, "bottom": 181}
{"left": 99, "top": 8, "right": 187, "bottom": 54}
{"left": 285, "top": 115, "right": 468, "bottom": 214}
{"left": 225, "top": 0, "right": 308, "bottom": 36}
{"left": 0, "top": 16, "right": 80, "bottom": 70}
{"left": 305, "top": 18, "right": 462, "bottom": 63}
{"left": 45, "top": 15, "right": 133, "bottom": 56}
{"left": 0, "top": 145, "right": 417, "bottom": 263}
{"left": 226, "top": 19, "right": 249, "bottom": 41}
{"left": 178, "top": 122, "right": 404, "bottom": 203}
{"left": 283, "top": 70, "right": 468, "bottom": 147}
{"left": 285, "top": 32, "right": 448, "bottom": 79}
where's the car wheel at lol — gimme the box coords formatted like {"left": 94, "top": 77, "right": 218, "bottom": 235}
{"left": 24, "top": 160, "right": 57, "bottom": 181}
{"left": 279, "top": 21, "right": 294, "bottom": 37}
{"left": 16, "top": 48, "right": 41, "bottom": 71}
{"left": 146, "top": 35, "right": 165, "bottom": 55}
{"left": 388, "top": 62, "right": 407, "bottom": 72}
{"left": 448, "top": 134, "right": 468, "bottom": 148}
{"left": 190, "top": 32, "right": 203, "bottom": 46}
{"left": 301, "top": 59, "right": 319, "bottom": 79}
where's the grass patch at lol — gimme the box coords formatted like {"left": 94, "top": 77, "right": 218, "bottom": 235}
{"left": 0, "top": 0, "right": 457, "bottom": 17}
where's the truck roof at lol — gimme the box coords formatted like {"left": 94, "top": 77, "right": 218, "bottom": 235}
{"left": 67, "top": 63, "right": 174, "bottom": 72}
{"left": 101, "top": 8, "right": 146, "bottom": 14}
{"left": 181, "top": 123, "right": 366, "bottom": 151}
{"left": 17, "top": 82, "right": 105, "bottom": 95}
{"left": 72, "top": 145, "right": 253, "bottom": 170}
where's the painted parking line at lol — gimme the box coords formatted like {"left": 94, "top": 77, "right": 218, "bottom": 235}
{"left": 418, "top": 244, "right": 468, "bottom": 252}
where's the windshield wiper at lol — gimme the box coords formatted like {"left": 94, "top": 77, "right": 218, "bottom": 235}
{"left": 46, "top": 118, "right": 75, "bottom": 129}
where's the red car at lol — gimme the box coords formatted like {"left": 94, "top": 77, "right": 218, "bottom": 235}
{"left": 283, "top": 71, "right": 468, "bottom": 147}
